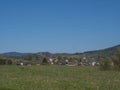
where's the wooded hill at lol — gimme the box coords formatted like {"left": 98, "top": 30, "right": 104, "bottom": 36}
{"left": 0, "top": 44, "right": 120, "bottom": 63}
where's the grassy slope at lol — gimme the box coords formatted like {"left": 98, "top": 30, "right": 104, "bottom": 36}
{"left": 0, "top": 65, "right": 120, "bottom": 90}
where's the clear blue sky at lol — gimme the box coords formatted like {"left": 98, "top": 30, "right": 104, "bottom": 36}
{"left": 0, "top": 0, "right": 120, "bottom": 53}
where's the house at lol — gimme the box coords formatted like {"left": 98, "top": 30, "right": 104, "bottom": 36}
{"left": 80, "top": 57, "right": 88, "bottom": 66}
{"left": 49, "top": 58, "right": 54, "bottom": 65}
{"left": 91, "top": 61, "right": 96, "bottom": 66}
{"left": 20, "top": 62, "right": 24, "bottom": 66}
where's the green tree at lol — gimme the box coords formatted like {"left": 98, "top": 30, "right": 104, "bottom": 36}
{"left": 42, "top": 57, "right": 48, "bottom": 65}
{"left": 99, "top": 58, "right": 112, "bottom": 71}
{"left": 111, "top": 47, "right": 120, "bottom": 70}
{"left": 7, "top": 59, "right": 13, "bottom": 65}
{"left": 0, "top": 59, "right": 6, "bottom": 65}
{"left": 100, "top": 47, "right": 120, "bottom": 71}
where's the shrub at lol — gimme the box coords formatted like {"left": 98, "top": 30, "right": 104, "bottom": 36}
{"left": 99, "top": 59, "right": 112, "bottom": 71}
{"left": 100, "top": 47, "right": 120, "bottom": 71}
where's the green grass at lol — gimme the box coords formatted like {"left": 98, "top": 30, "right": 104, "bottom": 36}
{"left": 0, "top": 65, "right": 120, "bottom": 90}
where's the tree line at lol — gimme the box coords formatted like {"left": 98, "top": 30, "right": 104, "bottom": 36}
{"left": 0, "top": 58, "right": 13, "bottom": 65}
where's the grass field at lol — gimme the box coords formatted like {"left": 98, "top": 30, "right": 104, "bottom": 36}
{"left": 0, "top": 65, "right": 120, "bottom": 90}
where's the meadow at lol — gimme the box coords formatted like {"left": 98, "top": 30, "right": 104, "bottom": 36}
{"left": 0, "top": 65, "right": 120, "bottom": 90}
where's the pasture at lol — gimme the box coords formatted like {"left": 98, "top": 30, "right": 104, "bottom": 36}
{"left": 0, "top": 65, "right": 120, "bottom": 90}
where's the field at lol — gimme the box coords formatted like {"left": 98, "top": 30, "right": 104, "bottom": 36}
{"left": 0, "top": 65, "right": 120, "bottom": 90}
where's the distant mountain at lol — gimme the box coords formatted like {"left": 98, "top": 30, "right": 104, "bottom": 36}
{"left": 1, "top": 44, "right": 120, "bottom": 60}
{"left": 2, "top": 52, "right": 33, "bottom": 57}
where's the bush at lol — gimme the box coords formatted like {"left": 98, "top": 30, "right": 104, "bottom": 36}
{"left": 0, "top": 59, "right": 13, "bottom": 65}
{"left": 99, "top": 59, "right": 112, "bottom": 71}
{"left": 0, "top": 59, "right": 6, "bottom": 65}
{"left": 100, "top": 47, "right": 120, "bottom": 71}
{"left": 7, "top": 60, "right": 13, "bottom": 65}
{"left": 111, "top": 51, "right": 120, "bottom": 71}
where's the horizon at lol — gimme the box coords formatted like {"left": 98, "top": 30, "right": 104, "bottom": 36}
{"left": 0, "top": 0, "right": 120, "bottom": 53}
{"left": 1, "top": 44, "right": 119, "bottom": 54}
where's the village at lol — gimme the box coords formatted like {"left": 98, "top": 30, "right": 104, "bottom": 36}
{"left": 18, "top": 56, "right": 100, "bottom": 67}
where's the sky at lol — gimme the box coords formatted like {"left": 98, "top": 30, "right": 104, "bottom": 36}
{"left": 0, "top": 0, "right": 120, "bottom": 53}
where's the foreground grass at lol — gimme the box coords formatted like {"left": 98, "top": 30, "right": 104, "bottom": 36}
{"left": 0, "top": 65, "right": 120, "bottom": 90}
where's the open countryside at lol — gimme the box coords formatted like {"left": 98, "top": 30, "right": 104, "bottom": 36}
{"left": 0, "top": 45, "right": 120, "bottom": 90}
{"left": 0, "top": 0, "right": 120, "bottom": 90}
{"left": 0, "top": 65, "right": 120, "bottom": 90}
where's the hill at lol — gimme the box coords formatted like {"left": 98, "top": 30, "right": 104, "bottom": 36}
{"left": 82, "top": 45, "right": 120, "bottom": 59}
{"left": 2, "top": 52, "right": 33, "bottom": 57}
{"left": 1, "top": 44, "right": 120, "bottom": 61}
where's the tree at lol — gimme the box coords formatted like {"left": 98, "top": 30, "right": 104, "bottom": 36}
{"left": 100, "top": 47, "right": 120, "bottom": 71}
{"left": 111, "top": 47, "right": 120, "bottom": 70}
{"left": 7, "top": 59, "right": 13, "bottom": 65}
{"left": 42, "top": 57, "right": 48, "bottom": 65}
{"left": 0, "top": 59, "right": 6, "bottom": 65}
{"left": 99, "top": 58, "right": 112, "bottom": 70}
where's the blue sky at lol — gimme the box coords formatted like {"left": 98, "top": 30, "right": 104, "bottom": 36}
{"left": 0, "top": 0, "right": 120, "bottom": 53}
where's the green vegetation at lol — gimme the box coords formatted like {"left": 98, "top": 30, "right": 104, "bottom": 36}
{"left": 0, "top": 45, "right": 120, "bottom": 90}
{"left": 0, "top": 65, "right": 120, "bottom": 90}
{"left": 100, "top": 47, "right": 120, "bottom": 71}
{"left": 42, "top": 57, "right": 48, "bottom": 65}
{"left": 0, "top": 56, "right": 14, "bottom": 65}
{"left": 1, "top": 45, "right": 120, "bottom": 66}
